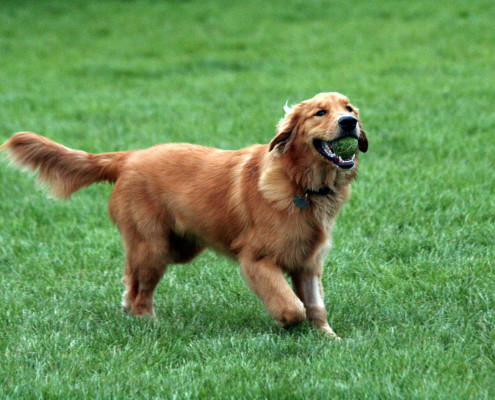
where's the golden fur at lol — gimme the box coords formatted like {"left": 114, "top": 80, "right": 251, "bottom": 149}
{"left": 1, "top": 92, "right": 368, "bottom": 339}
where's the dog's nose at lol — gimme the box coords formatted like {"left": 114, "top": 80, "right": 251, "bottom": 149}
{"left": 338, "top": 115, "right": 358, "bottom": 132}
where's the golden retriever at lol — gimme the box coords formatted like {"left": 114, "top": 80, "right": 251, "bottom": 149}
{"left": 1, "top": 92, "right": 367, "bottom": 339}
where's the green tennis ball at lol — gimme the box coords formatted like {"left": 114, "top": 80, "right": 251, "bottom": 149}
{"left": 332, "top": 137, "right": 358, "bottom": 159}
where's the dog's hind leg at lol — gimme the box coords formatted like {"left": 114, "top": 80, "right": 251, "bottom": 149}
{"left": 240, "top": 258, "right": 306, "bottom": 329}
{"left": 122, "top": 238, "right": 167, "bottom": 317}
{"left": 119, "top": 221, "right": 170, "bottom": 317}
{"left": 121, "top": 228, "right": 204, "bottom": 316}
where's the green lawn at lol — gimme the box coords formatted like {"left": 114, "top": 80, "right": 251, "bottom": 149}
{"left": 1, "top": 0, "right": 494, "bottom": 398}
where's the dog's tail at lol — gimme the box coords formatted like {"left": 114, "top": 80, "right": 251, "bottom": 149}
{"left": 0, "top": 132, "right": 132, "bottom": 199}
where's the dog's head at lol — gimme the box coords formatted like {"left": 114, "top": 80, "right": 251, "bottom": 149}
{"left": 269, "top": 92, "right": 368, "bottom": 170}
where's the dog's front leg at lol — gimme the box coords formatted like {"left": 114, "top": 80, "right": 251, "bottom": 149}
{"left": 240, "top": 258, "right": 306, "bottom": 329}
{"left": 291, "top": 270, "right": 341, "bottom": 340}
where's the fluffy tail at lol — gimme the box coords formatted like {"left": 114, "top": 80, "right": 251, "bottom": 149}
{"left": 0, "top": 132, "right": 131, "bottom": 199}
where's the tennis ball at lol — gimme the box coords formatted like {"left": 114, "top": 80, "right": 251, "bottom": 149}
{"left": 332, "top": 137, "right": 358, "bottom": 159}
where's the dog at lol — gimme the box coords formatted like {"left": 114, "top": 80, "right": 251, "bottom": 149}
{"left": 1, "top": 92, "right": 368, "bottom": 339}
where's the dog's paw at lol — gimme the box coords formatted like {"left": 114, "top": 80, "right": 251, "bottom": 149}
{"left": 319, "top": 324, "right": 342, "bottom": 341}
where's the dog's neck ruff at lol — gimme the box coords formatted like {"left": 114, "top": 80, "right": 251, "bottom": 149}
{"left": 293, "top": 186, "right": 334, "bottom": 209}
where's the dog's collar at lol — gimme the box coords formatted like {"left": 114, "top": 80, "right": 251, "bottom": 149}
{"left": 293, "top": 186, "right": 334, "bottom": 209}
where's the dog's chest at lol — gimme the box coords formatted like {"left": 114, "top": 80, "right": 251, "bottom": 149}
{"left": 265, "top": 208, "right": 335, "bottom": 269}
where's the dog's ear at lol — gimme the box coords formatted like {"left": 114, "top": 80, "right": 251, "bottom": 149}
{"left": 269, "top": 105, "right": 300, "bottom": 152}
{"left": 358, "top": 127, "right": 368, "bottom": 153}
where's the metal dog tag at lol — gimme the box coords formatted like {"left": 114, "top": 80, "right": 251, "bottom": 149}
{"left": 293, "top": 196, "right": 309, "bottom": 209}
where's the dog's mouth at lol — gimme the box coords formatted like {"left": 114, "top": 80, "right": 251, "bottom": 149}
{"left": 313, "top": 139, "right": 355, "bottom": 170}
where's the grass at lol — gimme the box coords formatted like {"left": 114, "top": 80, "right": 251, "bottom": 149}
{"left": 1, "top": 0, "right": 494, "bottom": 398}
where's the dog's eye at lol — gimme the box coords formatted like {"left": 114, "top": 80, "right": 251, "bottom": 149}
{"left": 314, "top": 110, "right": 326, "bottom": 117}
{"left": 346, "top": 106, "right": 353, "bottom": 113}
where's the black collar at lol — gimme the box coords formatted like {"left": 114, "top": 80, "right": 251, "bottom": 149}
{"left": 293, "top": 186, "right": 334, "bottom": 209}
{"left": 305, "top": 186, "right": 334, "bottom": 196}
